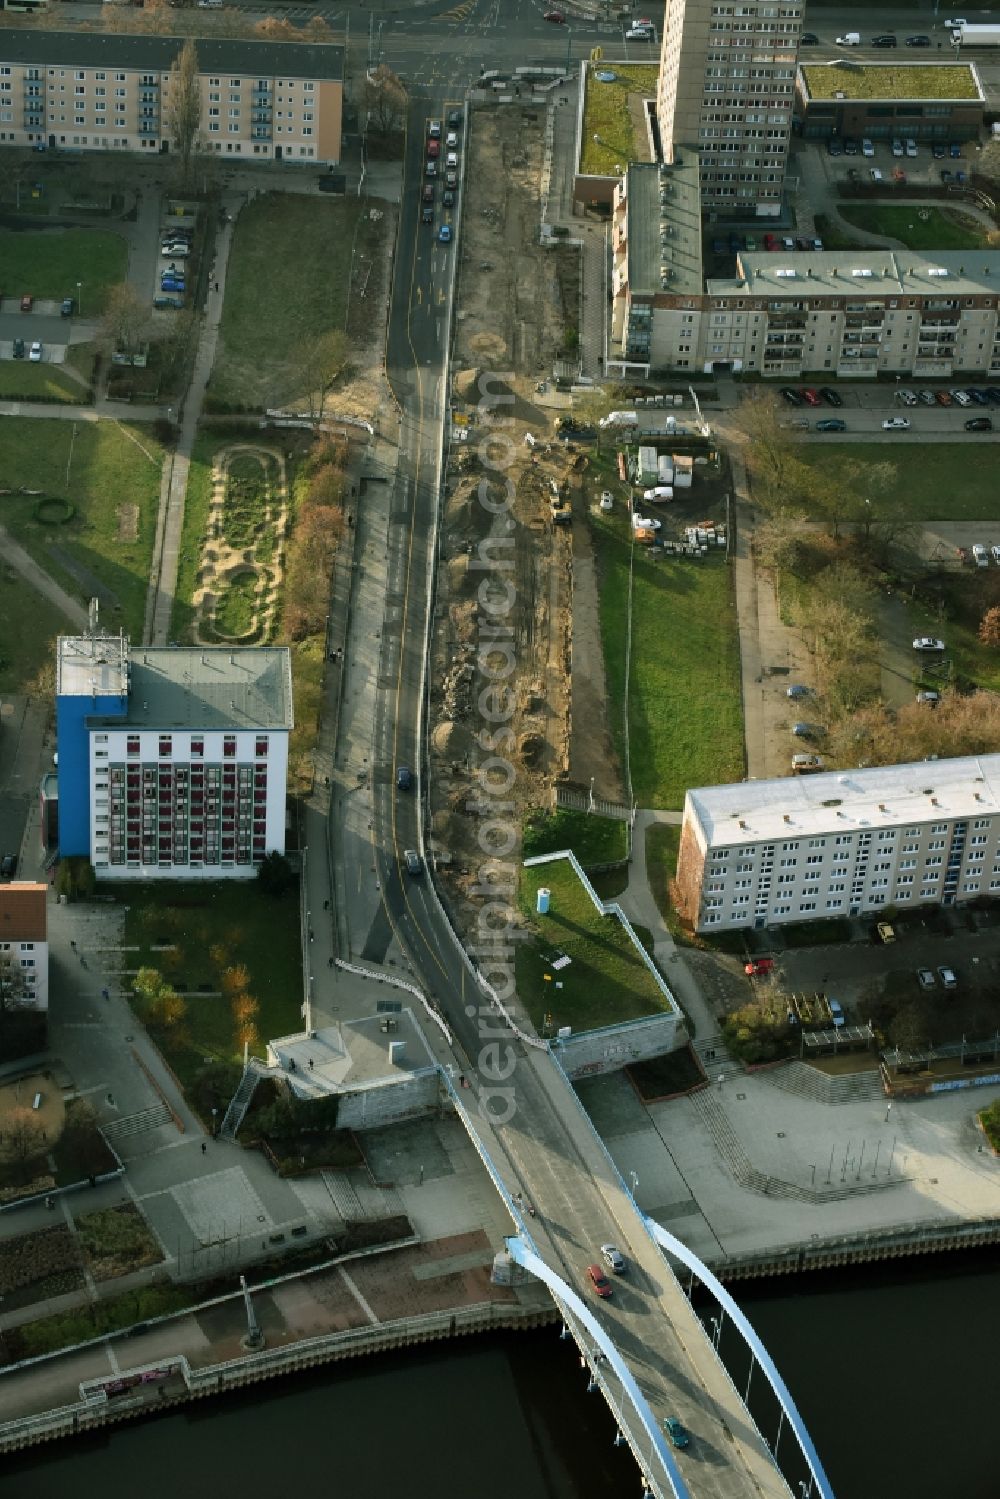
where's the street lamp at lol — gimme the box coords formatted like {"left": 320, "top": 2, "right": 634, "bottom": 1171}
{"left": 76, "top": 280, "right": 82, "bottom": 316}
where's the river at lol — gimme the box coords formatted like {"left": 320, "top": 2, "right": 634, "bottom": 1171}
{"left": 6, "top": 1251, "right": 999, "bottom": 1499}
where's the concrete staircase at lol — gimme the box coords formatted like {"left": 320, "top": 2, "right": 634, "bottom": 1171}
{"left": 103, "top": 1102, "right": 173, "bottom": 1140}
{"left": 690, "top": 1090, "right": 900, "bottom": 1204}
{"left": 219, "top": 1060, "right": 267, "bottom": 1142}
{"left": 691, "top": 1035, "right": 743, "bottom": 1083}
{"left": 321, "top": 1169, "right": 405, "bottom": 1222}
{"left": 764, "top": 1060, "right": 885, "bottom": 1107}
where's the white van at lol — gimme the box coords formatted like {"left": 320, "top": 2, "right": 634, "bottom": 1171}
{"left": 973, "top": 543, "right": 989, "bottom": 568}
{"left": 835, "top": 32, "right": 861, "bottom": 45}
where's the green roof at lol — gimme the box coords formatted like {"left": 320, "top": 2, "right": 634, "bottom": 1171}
{"left": 580, "top": 62, "right": 659, "bottom": 178}
{"left": 800, "top": 63, "right": 980, "bottom": 102}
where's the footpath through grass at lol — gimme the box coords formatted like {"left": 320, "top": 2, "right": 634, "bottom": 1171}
{"left": 517, "top": 858, "right": 669, "bottom": 1033}
{"left": 0, "top": 417, "right": 162, "bottom": 639}
{"left": 836, "top": 205, "right": 988, "bottom": 252}
{"left": 211, "top": 194, "right": 367, "bottom": 409}
{"left": 592, "top": 509, "right": 744, "bottom": 809}
{"left": 0, "top": 228, "right": 127, "bottom": 308}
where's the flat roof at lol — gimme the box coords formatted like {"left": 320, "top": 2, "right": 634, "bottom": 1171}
{"left": 57, "top": 633, "right": 129, "bottom": 700}
{"left": 0, "top": 885, "right": 47, "bottom": 942}
{"left": 122, "top": 646, "right": 293, "bottom": 731}
{"left": 0, "top": 29, "right": 343, "bottom": 82}
{"left": 271, "top": 1013, "right": 437, "bottom": 1099}
{"left": 688, "top": 754, "right": 1000, "bottom": 849}
{"left": 711, "top": 248, "right": 1000, "bottom": 300}
{"left": 626, "top": 156, "right": 703, "bottom": 298}
{"left": 798, "top": 62, "right": 981, "bottom": 103}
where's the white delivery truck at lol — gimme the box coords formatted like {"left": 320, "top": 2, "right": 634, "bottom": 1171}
{"left": 954, "top": 23, "right": 1000, "bottom": 45}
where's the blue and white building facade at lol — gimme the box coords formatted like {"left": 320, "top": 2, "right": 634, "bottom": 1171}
{"left": 55, "top": 633, "right": 293, "bottom": 880}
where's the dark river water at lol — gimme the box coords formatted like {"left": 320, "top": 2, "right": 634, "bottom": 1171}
{"left": 6, "top": 1251, "right": 999, "bottom": 1499}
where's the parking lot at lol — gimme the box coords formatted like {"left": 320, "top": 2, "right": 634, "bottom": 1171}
{"left": 0, "top": 301, "right": 83, "bottom": 364}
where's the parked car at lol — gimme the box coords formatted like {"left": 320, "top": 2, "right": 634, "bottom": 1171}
{"left": 916, "top": 968, "right": 936, "bottom": 991}
{"left": 544, "top": 8, "right": 566, "bottom": 19}
{"left": 763, "top": 232, "right": 779, "bottom": 250}
{"left": 935, "top": 389, "right": 953, "bottom": 405}
{"left": 664, "top": 1417, "right": 690, "bottom": 1450}
{"left": 786, "top": 684, "right": 811, "bottom": 699}
{"left": 445, "top": 152, "right": 458, "bottom": 169}
{"left": 896, "top": 389, "right": 918, "bottom": 406}
{"left": 745, "top": 957, "right": 776, "bottom": 976}
{"left": 586, "top": 1264, "right": 612, "bottom": 1298}
{"left": 940, "top": 169, "right": 953, "bottom": 184}
{"left": 600, "top": 1244, "right": 626, "bottom": 1273}
{"left": 969, "top": 387, "right": 990, "bottom": 405}
{"left": 28, "top": 340, "right": 42, "bottom": 362}
{"left": 965, "top": 416, "right": 993, "bottom": 432}
{"left": 987, "top": 388, "right": 1000, "bottom": 407}
{"left": 877, "top": 922, "right": 896, "bottom": 945}
{"left": 447, "top": 110, "right": 462, "bottom": 128}
{"left": 869, "top": 168, "right": 884, "bottom": 183}
{"left": 0, "top": 853, "right": 17, "bottom": 879}
{"left": 972, "top": 544, "right": 989, "bottom": 567}
{"left": 951, "top": 388, "right": 972, "bottom": 406}
{"left": 427, "top": 139, "right": 440, "bottom": 158}
{"left": 916, "top": 690, "right": 940, "bottom": 705}
{"left": 991, "top": 544, "right": 1000, "bottom": 564}
{"left": 918, "top": 390, "right": 937, "bottom": 406}
{"left": 426, "top": 160, "right": 438, "bottom": 178}
{"left": 843, "top": 138, "right": 859, "bottom": 156}
{"left": 872, "top": 33, "right": 897, "bottom": 47}
{"left": 861, "top": 138, "right": 875, "bottom": 157}
{"left": 60, "top": 296, "right": 75, "bottom": 316}
{"left": 20, "top": 294, "right": 32, "bottom": 312}
{"left": 428, "top": 119, "right": 442, "bottom": 138}
{"left": 938, "top": 966, "right": 958, "bottom": 990}
{"left": 444, "top": 171, "right": 458, "bottom": 189}
{"left": 404, "top": 849, "right": 423, "bottom": 876}
{"left": 891, "top": 139, "right": 904, "bottom": 158}
{"left": 160, "top": 277, "right": 185, "bottom": 292}
{"left": 422, "top": 184, "right": 434, "bottom": 204}
{"left": 819, "top": 387, "right": 843, "bottom": 406}
{"left": 932, "top": 143, "right": 947, "bottom": 160}
{"left": 882, "top": 417, "right": 910, "bottom": 430}
{"left": 826, "top": 139, "right": 843, "bottom": 157}
{"left": 912, "top": 637, "right": 945, "bottom": 651}
{"left": 950, "top": 143, "right": 962, "bottom": 159}
{"left": 816, "top": 418, "right": 847, "bottom": 432}
{"left": 792, "top": 722, "right": 825, "bottom": 739}
{"left": 12, "top": 337, "right": 24, "bottom": 359}
{"left": 800, "top": 388, "right": 821, "bottom": 407}
{"left": 906, "top": 34, "right": 931, "bottom": 47}
{"left": 905, "top": 139, "right": 918, "bottom": 157}
{"left": 791, "top": 753, "right": 824, "bottom": 773}
{"left": 780, "top": 386, "right": 803, "bottom": 406}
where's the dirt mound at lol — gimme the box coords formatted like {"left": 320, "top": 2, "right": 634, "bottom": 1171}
{"left": 518, "top": 732, "right": 545, "bottom": 768}
{"left": 432, "top": 721, "right": 459, "bottom": 756}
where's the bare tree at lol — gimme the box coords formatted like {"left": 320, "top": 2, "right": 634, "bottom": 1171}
{"left": 365, "top": 64, "right": 407, "bottom": 138}
{"left": 300, "top": 328, "right": 349, "bottom": 421}
{"left": 4, "top": 1106, "right": 47, "bottom": 1179}
{"left": 100, "top": 282, "right": 151, "bottom": 361}
{"left": 166, "top": 37, "right": 202, "bottom": 190}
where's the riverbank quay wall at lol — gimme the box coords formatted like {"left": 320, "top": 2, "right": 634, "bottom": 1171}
{"left": 707, "top": 1214, "right": 1000, "bottom": 1284}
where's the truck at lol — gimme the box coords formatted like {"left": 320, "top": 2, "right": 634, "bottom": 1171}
{"left": 637, "top": 445, "right": 658, "bottom": 484}
{"left": 953, "top": 23, "right": 1000, "bottom": 45}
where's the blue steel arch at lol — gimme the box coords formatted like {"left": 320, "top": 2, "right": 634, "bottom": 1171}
{"left": 644, "top": 1219, "right": 834, "bottom": 1499}
{"left": 507, "top": 1236, "right": 691, "bottom": 1499}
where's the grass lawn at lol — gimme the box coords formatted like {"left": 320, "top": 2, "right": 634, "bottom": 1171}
{"left": 517, "top": 858, "right": 670, "bottom": 1033}
{"left": 800, "top": 64, "right": 977, "bottom": 101}
{"left": 0, "top": 228, "right": 127, "bottom": 310}
{"left": 117, "top": 880, "right": 302, "bottom": 1092}
{"left": 0, "top": 566, "right": 76, "bottom": 695}
{"left": 169, "top": 429, "right": 218, "bottom": 643}
{"left": 592, "top": 509, "right": 744, "bottom": 809}
{"left": 644, "top": 822, "right": 693, "bottom": 945}
{"left": 0, "top": 361, "right": 89, "bottom": 403}
{"left": 211, "top": 195, "right": 367, "bottom": 408}
{"left": 524, "top": 807, "right": 627, "bottom": 866}
{"left": 837, "top": 205, "right": 988, "bottom": 252}
{"left": 0, "top": 417, "right": 163, "bottom": 640}
{"left": 580, "top": 64, "right": 660, "bottom": 176}
{"left": 793, "top": 444, "right": 998, "bottom": 523}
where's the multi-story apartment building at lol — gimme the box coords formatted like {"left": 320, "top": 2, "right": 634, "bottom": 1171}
{"left": 55, "top": 631, "right": 293, "bottom": 880}
{"left": 0, "top": 883, "right": 49, "bottom": 1015}
{"left": 675, "top": 756, "right": 1000, "bottom": 933}
{"left": 0, "top": 30, "right": 342, "bottom": 164}
{"left": 610, "top": 196, "right": 1000, "bottom": 379}
{"left": 656, "top": 0, "right": 803, "bottom": 218}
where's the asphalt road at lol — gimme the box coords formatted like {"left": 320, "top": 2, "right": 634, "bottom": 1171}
{"left": 362, "top": 89, "right": 801, "bottom": 1499}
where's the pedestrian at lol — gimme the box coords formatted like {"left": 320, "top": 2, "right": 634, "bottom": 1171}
{"left": 201, "top": 1141, "right": 207, "bottom": 1155}
{"left": 70, "top": 939, "right": 76, "bottom": 950}
{"left": 328, "top": 955, "right": 334, "bottom": 968}
{"left": 214, "top": 280, "right": 219, "bottom": 292}
{"left": 324, "top": 898, "right": 330, "bottom": 910}
{"left": 45, "top": 1195, "right": 55, "bottom": 1210}
{"left": 308, "top": 1058, "right": 314, "bottom": 1071}
{"left": 102, "top": 987, "right": 109, "bottom": 1001}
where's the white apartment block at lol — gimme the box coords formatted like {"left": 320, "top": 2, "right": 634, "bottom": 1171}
{"left": 675, "top": 756, "right": 1000, "bottom": 933}
{"left": 610, "top": 211, "right": 1000, "bottom": 378}
{"left": 0, "top": 31, "right": 342, "bottom": 164}
{"left": 656, "top": 0, "right": 803, "bottom": 217}
{"left": 55, "top": 633, "right": 293, "bottom": 880}
{"left": 0, "top": 884, "right": 49, "bottom": 1015}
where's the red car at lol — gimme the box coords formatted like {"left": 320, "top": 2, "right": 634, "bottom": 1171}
{"left": 20, "top": 294, "right": 33, "bottom": 312}
{"left": 745, "top": 957, "right": 775, "bottom": 978}
{"left": 544, "top": 9, "right": 566, "bottom": 20}
{"left": 587, "top": 1264, "right": 613, "bottom": 1298}
{"left": 427, "top": 138, "right": 440, "bottom": 158}
{"left": 763, "top": 232, "right": 779, "bottom": 251}
{"left": 800, "top": 388, "right": 821, "bottom": 407}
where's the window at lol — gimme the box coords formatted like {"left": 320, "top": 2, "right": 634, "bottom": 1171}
{"left": 223, "top": 736, "right": 236, "bottom": 759}
{"left": 931, "top": 823, "right": 947, "bottom": 834}
{"left": 127, "top": 736, "right": 140, "bottom": 756}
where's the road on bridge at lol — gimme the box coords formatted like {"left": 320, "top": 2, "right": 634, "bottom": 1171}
{"left": 362, "top": 92, "right": 796, "bottom": 1499}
